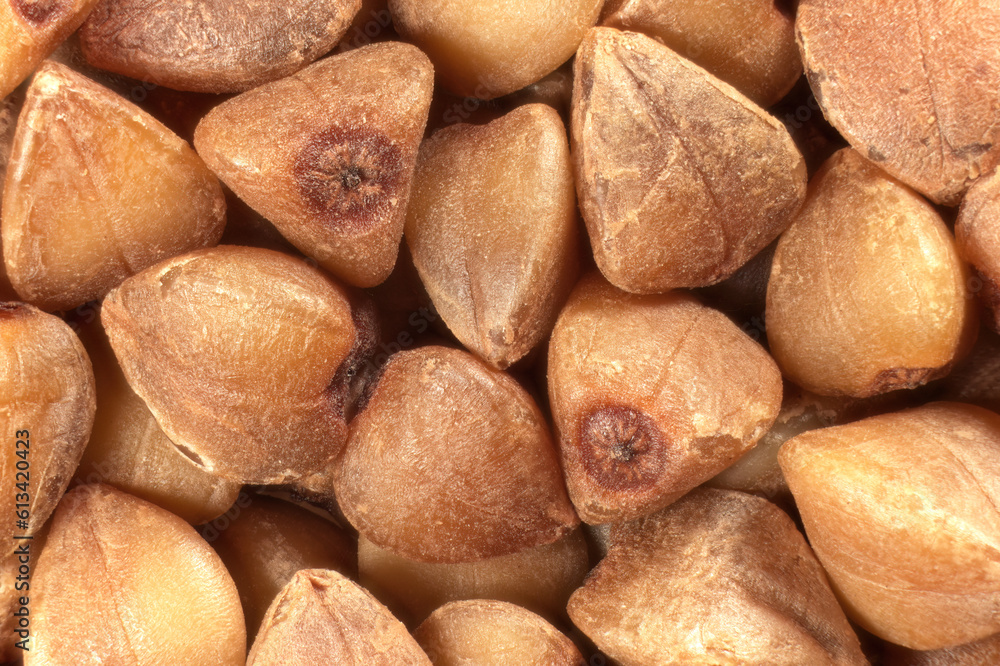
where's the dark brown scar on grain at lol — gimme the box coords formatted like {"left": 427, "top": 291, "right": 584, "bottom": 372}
{"left": 580, "top": 406, "right": 668, "bottom": 491}
{"left": 870, "top": 365, "right": 948, "bottom": 395}
{"left": 0, "top": 303, "right": 26, "bottom": 318}
{"left": 328, "top": 295, "right": 382, "bottom": 422}
{"left": 11, "top": 0, "right": 61, "bottom": 26}
{"left": 349, "top": 363, "right": 386, "bottom": 420}
{"left": 293, "top": 125, "right": 404, "bottom": 231}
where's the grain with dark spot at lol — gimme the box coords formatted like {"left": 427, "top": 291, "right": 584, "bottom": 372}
{"left": 294, "top": 126, "right": 403, "bottom": 230}
{"left": 195, "top": 42, "right": 433, "bottom": 288}
{"left": 767, "top": 149, "right": 974, "bottom": 397}
{"left": 580, "top": 406, "right": 668, "bottom": 491}
{"left": 548, "top": 273, "right": 782, "bottom": 523}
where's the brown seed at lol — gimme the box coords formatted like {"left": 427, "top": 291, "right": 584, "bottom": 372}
{"left": 602, "top": 0, "right": 801, "bottom": 107}
{"left": 209, "top": 495, "right": 358, "bottom": 639}
{"left": 957, "top": 167, "right": 1000, "bottom": 332}
{"left": 883, "top": 633, "right": 1000, "bottom": 666}
{"left": 78, "top": 0, "right": 361, "bottom": 93}
{"left": 195, "top": 43, "right": 433, "bottom": 287}
{"left": 0, "top": 303, "right": 94, "bottom": 556}
{"left": 1, "top": 62, "right": 226, "bottom": 312}
{"left": 28, "top": 484, "right": 245, "bottom": 665}
{"left": 548, "top": 273, "right": 782, "bottom": 523}
{"left": 389, "top": 0, "right": 603, "bottom": 100}
{"left": 0, "top": 0, "right": 99, "bottom": 100}
{"left": 414, "top": 600, "right": 585, "bottom": 666}
{"left": 406, "top": 104, "right": 580, "bottom": 369}
{"left": 797, "top": 0, "right": 1000, "bottom": 205}
{"left": 334, "top": 345, "right": 578, "bottom": 563}
{"left": 767, "top": 148, "right": 974, "bottom": 398}
{"left": 100, "top": 245, "right": 358, "bottom": 485}
{"left": 779, "top": 402, "right": 1000, "bottom": 650}
{"left": 568, "top": 488, "right": 867, "bottom": 666}
{"left": 358, "top": 529, "right": 588, "bottom": 625}
{"left": 247, "top": 568, "right": 431, "bottom": 666}
{"left": 72, "top": 308, "right": 241, "bottom": 525}
{"left": 572, "top": 27, "right": 807, "bottom": 292}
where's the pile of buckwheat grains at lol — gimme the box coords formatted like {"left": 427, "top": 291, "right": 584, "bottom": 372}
{"left": 1, "top": 0, "right": 1000, "bottom": 664}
